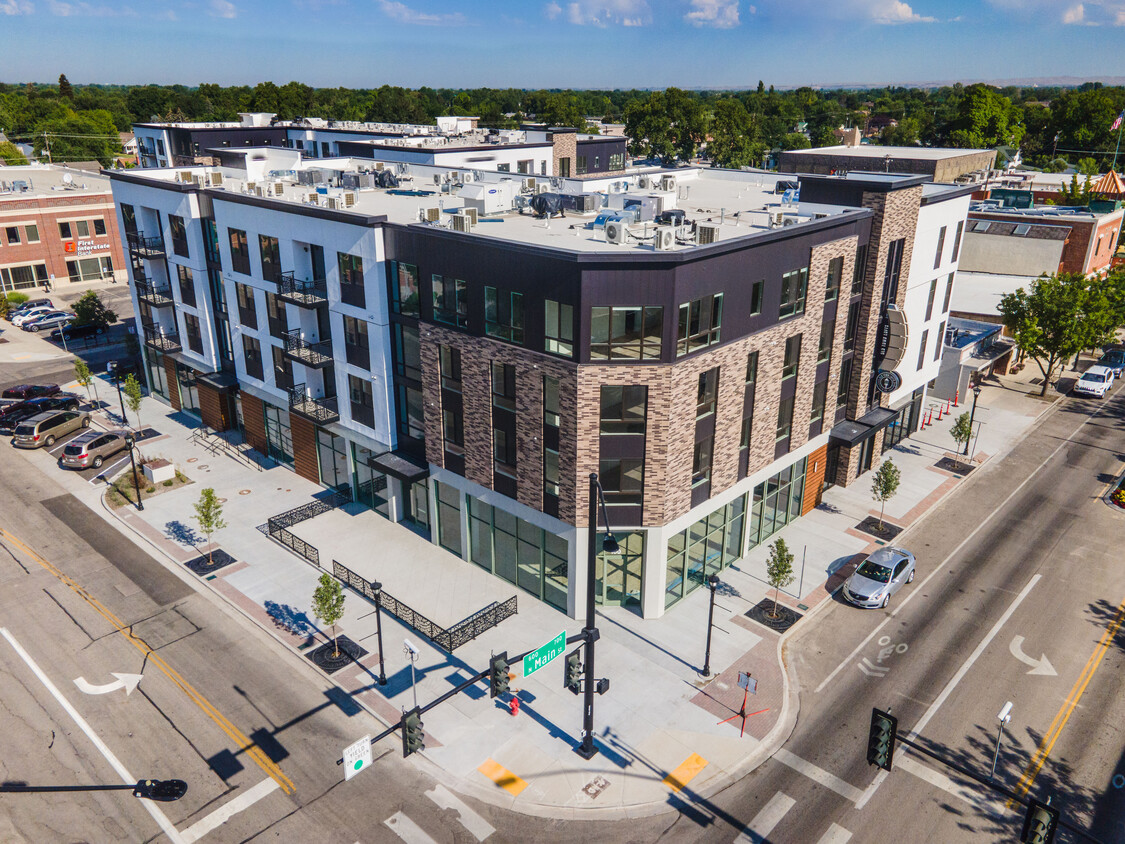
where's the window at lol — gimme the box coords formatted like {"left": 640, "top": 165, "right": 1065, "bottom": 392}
{"left": 436, "top": 482, "right": 463, "bottom": 557}
{"left": 391, "top": 261, "right": 420, "bottom": 316}
{"left": 558, "top": 158, "right": 571, "bottom": 178}
{"left": 590, "top": 305, "right": 663, "bottom": 360}
{"left": 517, "top": 160, "right": 532, "bottom": 174}
{"left": 93, "top": 219, "right": 106, "bottom": 236}
{"left": 259, "top": 234, "right": 281, "bottom": 282}
{"left": 934, "top": 225, "right": 947, "bottom": 269}
{"left": 544, "top": 448, "right": 560, "bottom": 497}
{"left": 272, "top": 345, "right": 293, "bottom": 390}
{"left": 935, "top": 321, "right": 945, "bottom": 360}
{"left": 24, "top": 224, "right": 39, "bottom": 243}
{"left": 825, "top": 256, "right": 843, "bottom": 301}
{"left": 177, "top": 265, "right": 196, "bottom": 307}
{"left": 485, "top": 287, "right": 524, "bottom": 344}
{"left": 665, "top": 496, "right": 745, "bottom": 608}
{"left": 843, "top": 301, "right": 860, "bottom": 351}
{"left": 345, "top": 315, "right": 371, "bottom": 369}
{"left": 883, "top": 238, "right": 905, "bottom": 308}
{"left": 338, "top": 252, "right": 364, "bottom": 306}
{"left": 576, "top": 155, "right": 588, "bottom": 175}
{"left": 387, "top": 324, "right": 417, "bottom": 380}
{"left": 779, "top": 267, "right": 808, "bottom": 319}
{"left": 264, "top": 291, "right": 286, "bottom": 339}
{"left": 818, "top": 321, "right": 834, "bottom": 364}
{"left": 782, "top": 334, "right": 802, "bottom": 380}
{"left": 740, "top": 413, "right": 753, "bottom": 449}
{"left": 746, "top": 351, "right": 758, "bottom": 384}
{"left": 750, "top": 280, "right": 764, "bottom": 316}
{"left": 443, "top": 408, "right": 464, "bottom": 456}
{"left": 544, "top": 375, "right": 559, "bottom": 427}
{"left": 951, "top": 221, "right": 964, "bottom": 262}
{"left": 120, "top": 204, "right": 136, "bottom": 233}
{"left": 609, "top": 152, "right": 624, "bottom": 170}
{"left": 432, "top": 274, "right": 468, "bottom": 328}
{"left": 600, "top": 385, "right": 647, "bottom": 434}
{"left": 677, "top": 294, "right": 723, "bottom": 355}
{"left": 440, "top": 345, "right": 461, "bottom": 392}
{"left": 65, "top": 256, "right": 113, "bottom": 283}
{"left": 396, "top": 384, "right": 425, "bottom": 440}
{"left": 601, "top": 458, "right": 644, "bottom": 505}
{"left": 228, "top": 228, "right": 250, "bottom": 275}
{"left": 491, "top": 362, "right": 516, "bottom": 411}
{"left": 853, "top": 244, "right": 867, "bottom": 290}
{"left": 943, "top": 273, "right": 954, "bottom": 313}
{"left": 170, "top": 215, "right": 189, "bottom": 258}
{"left": 545, "top": 300, "right": 574, "bottom": 357}
{"left": 776, "top": 396, "right": 794, "bottom": 441}
{"left": 242, "top": 335, "right": 262, "bottom": 380}
{"left": 692, "top": 437, "right": 713, "bottom": 487}
{"left": 493, "top": 428, "right": 516, "bottom": 478}
{"left": 917, "top": 329, "right": 929, "bottom": 370}
{"left": 184, "top": 314, "right": 202, "bottom": 354}
{"left": 837, "top": 357, "right": 852, "bottom": 405}
{"left": 349, "top": 374, "right": 375, "bottom": 429}
{"left": 75, "top": 220, "right": 90, "bottom": 238}
{"left": 810, "top": 380, "right": 828, "bottom": 423}
{"left": 925, "top": 278, "right": 938, "bottom": 321}
{"left": 497, "top": 163, "right": 510, "bottom": 173}
{"left": 235, "top": 283, "right": 257, "bottom": 328}
{"left": 696, "top": 369, "right": 718, "bottom": 419}
{"left": 58, "top": 221, "right": 72, "bottom": 240}
{"left": 5, "top": 226, "right": 19, "bottom": 245}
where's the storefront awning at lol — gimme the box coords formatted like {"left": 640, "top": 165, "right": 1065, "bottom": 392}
{"left": 367, "top": 450, "right": 429, "bottom": 484}
{"left": 856, "top": 407, "right": 899, "bottom": 431}
{"left": 199, "top": 370, "right": 240, "bottom": 391}
{"left": 828, "top": 407, "right": 900, "bottom": 447}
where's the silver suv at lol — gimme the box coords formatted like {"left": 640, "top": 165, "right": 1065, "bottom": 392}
{"left": 60, "top": 429, "right": 129, "bottom": 469}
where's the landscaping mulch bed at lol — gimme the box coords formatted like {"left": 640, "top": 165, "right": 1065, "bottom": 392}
{"left": 855, "top": 516, "right": 904, "bottom": 541}
{"left": 745, "top": 599, "right": 803, "bottom": 634}
{"left": 185, "top": 549, "right": 237, "bottom": 576}
{"left": 935, "top": 456, "right": 975, "bottom": 475}
{"left": 132, "top": 427, "right": 162, "bottom": 443}
{"left": 306, "top": 635, "right": 368, "bottom": 674}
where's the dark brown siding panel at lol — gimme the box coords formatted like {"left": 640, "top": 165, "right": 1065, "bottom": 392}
{"left": 241, "top": 394, "right": 268, "bottom": 456}
{"left": 197, "top": 382, "right": 231, "bottom": 431}
{"left": 803, "top": 444, "right": 827, "bottom": 515}
{"left": 289, "top": 412, "right": 320, "bottom": 484}
{"left": 164, "top": 356, "right": 181, "bottom": 410}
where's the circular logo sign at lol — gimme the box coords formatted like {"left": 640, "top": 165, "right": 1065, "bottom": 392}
{"left": 874, "top": 370, "right": 902, "bottom": 394}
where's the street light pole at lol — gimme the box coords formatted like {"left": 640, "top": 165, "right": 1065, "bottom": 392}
{"left": 0, "top": 779, "right": 187, "bottom": 801}
{"left": 124, "top": 434, "right": 144, "bottom": 511}
{"left": 110, "top": 360, "right": 127, "bottom": 426}
{"left": 702, "top": 574, "right": 719, "bottom": 677}
{"left": 372, "top": 581, "right": 387, "bottom": 686}
{"left": 964, "top": 383, "right": 982, "bottom": 456}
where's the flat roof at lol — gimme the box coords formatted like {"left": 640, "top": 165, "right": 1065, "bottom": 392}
{"left": 950, "top": 270, "right": 1039, "bottom": 317}
{"left": 783, "top": 144, "right": 993, "bottom": 161}
{"left": 0, "top": 164, "right": 112, "bottom": 199}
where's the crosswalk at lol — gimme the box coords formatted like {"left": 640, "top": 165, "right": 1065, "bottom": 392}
{"left": 734, "top": 790, "right": 852, "bottom": 844}
{"left": 382, "top": 785, "right": 494, "bottom": 843}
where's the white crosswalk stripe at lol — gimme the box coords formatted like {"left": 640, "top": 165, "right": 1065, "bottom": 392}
{"left": 734, "top": 792, "right": 796, "bottom": 843}
{"left": 816, "top": 823, "right": 852, "bottom": 844}
{"left": 384, "top": 812, "right": 438, "bottom": 844}
{"left": 425, "top": 784, "right": 494, "bottom": 841}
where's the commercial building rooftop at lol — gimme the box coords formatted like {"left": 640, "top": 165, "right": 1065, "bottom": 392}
{"left": 0, "top": 163, "right": 113, "bottom": 198}
{"left": 782, "top": 144, "right": 994, "bottom": 161}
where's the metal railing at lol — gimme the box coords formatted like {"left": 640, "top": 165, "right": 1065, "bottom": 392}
{"left": 283, "top": 329, "right": 333, "bottom": 367}
{"left": 143, "top": 326, "right": 181, "bottom": 353}
{"left": 288, "top": 384, "right": 339, "bottom": 424}
{"left": 126, "top": 231, "right": 165, "bottom": 258}
{"left": 277, "top": 271, "right": 328, "bottom": 306}
{"left": 332, "top": 559, "right": 518, "bottom": 653}
{"left": 135, "top": 279, "right": 174, "bottom": 307}
{"left": 266, "top": 492, "right": 351, "bottom": 566}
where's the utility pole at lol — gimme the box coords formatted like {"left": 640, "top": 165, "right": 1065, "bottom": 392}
{"left": 43, "top": 131, "right": 52, "bottom": 164}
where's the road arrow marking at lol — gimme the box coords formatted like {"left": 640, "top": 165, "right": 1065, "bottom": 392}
{"left": 1009, "top": 636, "right": 1056, "bottom": 676}
{"left": 74, "top": 673, "right": 144, "bottom": 696}
{"left": 857, "top": 658, "right": 889, "bottom": 678}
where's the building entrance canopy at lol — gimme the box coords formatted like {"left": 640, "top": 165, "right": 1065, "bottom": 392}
{"left": 828, "top": 407, "right": 899, "bottom": 446}
{"left": 368, "top": 450, "right": 429, "bottom": 484}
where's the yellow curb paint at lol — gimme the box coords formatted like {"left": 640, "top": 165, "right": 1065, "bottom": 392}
{"left": 478, "top": 758, "right": 528, "bottom": 796}
{"left": 664, "top": 753, "right": 708, "bottom": 792}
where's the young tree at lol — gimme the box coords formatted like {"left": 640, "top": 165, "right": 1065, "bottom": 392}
{"left": 123, "top": 373, "right": 143, "bottom": 429}
{"left": 73, "top": 359, "right": 99, "bottom": 407}
{"left": 766, "top": 538, "right": 795, "bottom": 619}
{"left": 312, "top": 572, "right": 346, "bottom": 658}
{"left": 870, "top": 459, "right": 901, "bottom": 531}
{"left": 72, "top": 290, "right": 118, "bottom": 328}
{"left": 193, "top": 488, "right": 227, "bottom": 567}
{"left": 998, "top": 273, "right": 1092, "bottom": 396}
{"left": 951, "top": 412, "right": 973, "bottom": 455}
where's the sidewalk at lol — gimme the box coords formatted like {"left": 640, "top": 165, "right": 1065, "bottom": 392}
{"left": 33, "top": 364, "right": 1064, "bottom": 819}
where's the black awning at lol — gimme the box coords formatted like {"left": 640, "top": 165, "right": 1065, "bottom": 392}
{"left": 828, "top": 420, "right": 872, "bottom": 446}
{"left": 368, "top": 450, "right": 429, "bottom": 484}
{"left": 856, "top": 407, "right": 899, "bottom": 431}
{"left": 199, "top": 370, "right": 240, "bottom": 391}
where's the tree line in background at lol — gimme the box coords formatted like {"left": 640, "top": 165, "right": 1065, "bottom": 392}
{"left": 1, "top": 76, "right": 1124, "bottom": 171}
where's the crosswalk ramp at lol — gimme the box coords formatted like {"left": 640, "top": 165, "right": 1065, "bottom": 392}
{"left": 734, "top": 791, "right": 851, "bottom": 844}
{"left": 383, "top": 785, "right": 493, "bottom": 843}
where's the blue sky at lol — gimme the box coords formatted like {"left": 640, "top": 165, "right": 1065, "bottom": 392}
{"left": 3, "top": 0, "right": 1125, "bottom": 89}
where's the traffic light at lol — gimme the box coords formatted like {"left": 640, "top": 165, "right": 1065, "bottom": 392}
{"left": 1021, "top": 799, "right": 1059, "bottom": 844}
{"left": 564, "top": 647, "right": 582, "bottom": 695}
{"left": 402, "top": 708, "right": 425, "bottom": 757}
{"left": 489, "top": 651, "right": 510, "bottom": 699}
{"left": 866, "top": 707, "right": 897, "bottom": 771}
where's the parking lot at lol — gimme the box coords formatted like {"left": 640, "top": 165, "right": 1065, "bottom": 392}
{"left": 3, "top": 407, "right": 135, "bottom": 485}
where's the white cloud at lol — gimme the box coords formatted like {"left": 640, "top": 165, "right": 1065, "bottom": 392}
{"left": 989, "top": 0, "right": 1125, "bottom": 25}
{"left": 376, "top": 0, "right": 466, "bottom": 24}
{"left": 47, "top": 0, "right": 133, "bottom": 15}
{"left": 208, "top": 0, "right": 236, "bottom": 16}
{"left": 1062, "top": 2, "right": 1084, "bottom": 21}
{"left": 864, "top": 0, "right": 936, "bottom": 23}
{"left": 564, "top": 0, "right": 650, "bottom": 26}
{"left": 750, "top": 0, "right": 935, "bottom": 23}
{"left": 544, "top": 1, "right": 561, "bottom": 18}
{"left": 0, "top": 0, "right": 33, "bottom": 13}
{"left": 685, "top": 0, "right": 739, "bottom": 27}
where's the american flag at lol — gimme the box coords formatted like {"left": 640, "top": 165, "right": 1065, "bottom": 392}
{"left": 1114, "top": 111, "right": 1124, "bottom": 131}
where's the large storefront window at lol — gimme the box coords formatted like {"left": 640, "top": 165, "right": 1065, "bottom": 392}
{"left": 145, "top": 349, "right": 170, "bottom": 402}
{"left": 176, "top": 364, "right": 200, "bottom": 417}
{"left": 436, "top": 481, "right": 462, "bottom": 556}
{"left": 353, "top": 444, "right": 391, "bottom": 519}
{"left": 881, "top": 388, "right": 924, "bottom": 454}
{"left": 468, "top": 497, "right": 569, "bottom": 611}
{"left": 596, "top": 530, "right": 644, "bottom": 608}
{"left": 747, "top": 457, "right": 807, "bottom": 551}
{"left": 264, "top": 405, "right": 294, "bottom": 467}
{"left": 317, "top": 429, "right": 350, "bottom": 494}
{"left": 665, "top": 496, "right": 746, "bottom": 609}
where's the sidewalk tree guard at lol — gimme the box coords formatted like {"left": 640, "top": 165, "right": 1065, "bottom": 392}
{"left": 312, "top": 573, "right": 346, "bottom": 659}
{"left": 193, "top": 487, "right": 227, "bottom": 567}
{"left": 766, "top": 538, "right": 795, "bottom": 620}
{"left": 870, "top": 458, "right": 901, "bottom": 532}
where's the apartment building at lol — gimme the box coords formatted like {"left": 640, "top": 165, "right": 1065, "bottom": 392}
{"left": 108, "top": 153, "right": 969, "bottom": 620}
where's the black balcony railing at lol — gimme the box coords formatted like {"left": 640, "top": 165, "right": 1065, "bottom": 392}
{"left": 288, "top": 383, "right": 339, "bottom": 424}
{"left": 143, "top": 326, "right": 181, "bottom": 353}
{"left": 283, "top": 329, "right": 333, "bottom": 368}
{"left": 135, "top": 279, "right": 174, "bottom": 307}
{"left": 277, "top": 271, "right": 328, "bottom": 307}
{"left": 126, "top": 231, "right": 166, "bottom": 258}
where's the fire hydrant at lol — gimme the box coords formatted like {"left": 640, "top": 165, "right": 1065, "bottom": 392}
{"left": 509, "top": 696, "right": 520, "bottom": 717}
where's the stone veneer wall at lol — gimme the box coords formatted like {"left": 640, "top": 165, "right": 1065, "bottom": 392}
{"left": 551, "top": 132, "right": 577, "bottom": 179}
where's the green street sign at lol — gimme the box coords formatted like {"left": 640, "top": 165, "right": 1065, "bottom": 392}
{"left": 523, "top": 630, "right": 567, "bottom": 677}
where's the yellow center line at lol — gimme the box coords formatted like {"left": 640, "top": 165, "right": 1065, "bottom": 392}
{"left": 1, "top": 527, "right": 295, "bottom": 795}
{"left": 1007, "top": 591, "right": 1125, "bottom": 808}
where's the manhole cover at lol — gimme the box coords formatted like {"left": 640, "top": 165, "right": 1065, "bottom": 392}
{"left": 239, "top": 489, "right": 251, "bottom": 495}
{"left": 187, "top": 458, "right": 198, "bottom": 464}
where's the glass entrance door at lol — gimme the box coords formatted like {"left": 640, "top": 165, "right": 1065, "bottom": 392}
{"left": 596, "top": 531, "right": 644, "bottom": 607}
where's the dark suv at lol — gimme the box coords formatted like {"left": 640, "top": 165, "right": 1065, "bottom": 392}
{"left": 2, "top": 384, "right": 60, "bottom": 401}
{"left": 0, "top": 394, "right": 82, "bottom": 433}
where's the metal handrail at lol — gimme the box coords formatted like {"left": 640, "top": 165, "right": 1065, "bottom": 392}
{"left": 126, "top": 231, "right": 165, "bottom": 255}
{"left": 277, "top": 271, "right": 328, "bottom": 303}
{"left": 283, "top": 329, "right": 333, "bottom": 364}
{"left": 135, "top": 279, "right": 173, "bottom": 304}
{"left": 287, "top": 384, "right": 339, "bottom": 423}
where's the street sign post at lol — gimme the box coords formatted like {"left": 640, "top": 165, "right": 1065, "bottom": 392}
{"left": 342, "top": 735, "right": 372, "bottom": 780}
{"left": 523, "top": 630, "right": 566, "bottom": 677}
{"left": 738, "top": 672, "right": 757, "bottom": 694}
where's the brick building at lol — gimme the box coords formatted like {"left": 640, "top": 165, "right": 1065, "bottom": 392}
{"left": 109, "top": 151, "right": 969, "bottom": 619}
{"left": 0, "top": 165, "right": 126, "bottom": 293}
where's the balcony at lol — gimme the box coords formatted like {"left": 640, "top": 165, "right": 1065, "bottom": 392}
{"left": 135, "top": 279, "right": 174, "bottom": 308}
{"left": 283, "top": 329, "right": 333, "bottom": 369}
{"left": 277, "top": 271, "right": 328, "bottom": 308}
{"left": 143, "top": 326, "right": 181, "bottom": 354}
{"left": 288, "top": 384, "right": 339, "bottom": 425}
{"left": 127, "top": 231, "right": 166, "bottom": 259}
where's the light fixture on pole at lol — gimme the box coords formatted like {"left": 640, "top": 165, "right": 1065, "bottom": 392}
{"left": 991, "top": 701, "right": 1012, "bottom": 780}
{"left": 702, "top": 574, "right": 720, "bottom": 677}
{"left": 403, "top": 638, "right": 419, "bottom": 711}
{"left": 0, "top": 779, "right": 187, "bottom": 801}
{"left": 109, "top": 359, "right": 127, "bottom": 427}
{"left": 123, "top": 433, "right": 144, "bottom": 511}
{"left": 964, "top": 382, "right": 982, "bottom": 456}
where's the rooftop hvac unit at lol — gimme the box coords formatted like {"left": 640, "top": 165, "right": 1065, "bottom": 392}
{"left": 655, "top": 227, "right": 676, "bottom": 251}
{"left": 308, "top": 193, "right": 319, "bottom": 204}
{"left": 697, "top": 222, "right": 720, "bottom": 245}
{"left": 661, "top": 175, "right": 677, "bottom": 192}
{"left": 274, "top": 181, "right": 285, "bottom": 195}
{"left": 523, "top": 177, "right": 537, "bottom": 192}
{"left": 191, "top": 174, "right": 205, "bottom": 187}
{"left": 425, "top": 207, "right": 441, "bottom": 223}
{"left": 253, "top": 185, "right": 265, "bottom": 197}
{"left": 637, "top": 175, "right": 650, "bottom": 189}
{"left": 451, "top": 213, "right": 471, "bottom": 233}
{"left": 537, "top": 183, "right": 552, "bottom": 194}
{"left": 209, "top": 172, "right": 223, "bottom": 187}
{"left": 782, "top": 217, "right": 797, "bottom": 227}
{"left": 326, "top": 196, "right": 340, "bottom": 210}
{"left": 178, "top": 171, "right": 193, "bottom": 182}
{"left": 375, "top": 162, "right": 384, "bottom": 171}
{"left": 462, "top": 207, "right": 478, "bottom": 225}
{"left": 605, "top": 221, "right": 628, "bottom": 244}
{"left": 343, "top": 191, "right": 356, "bottom": 207}
{"left": 770, "top": 211, "right": 784, "bottom": 228}
{"left": 246, "top": 181, "right": 257, "bottom": 193}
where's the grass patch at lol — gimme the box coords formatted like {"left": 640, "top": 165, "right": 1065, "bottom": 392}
{"left": 106, "top": 466, "right": 192, "bottom": 508}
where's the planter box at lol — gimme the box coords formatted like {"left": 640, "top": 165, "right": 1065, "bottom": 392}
{"left": 143, "top": 459, "right": 175, "bottom": 484}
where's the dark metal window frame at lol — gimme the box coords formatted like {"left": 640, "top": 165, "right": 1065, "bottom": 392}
{"left": 779, "top": 267, "right": 808, "bottom": 320}
{"left": 677, "top": 294, "right": 724, "bottom": 357}
{"left": 228, "top": 228, "right": 251, "bottom": 275}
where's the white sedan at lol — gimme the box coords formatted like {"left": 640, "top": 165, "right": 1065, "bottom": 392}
{"left": 11, "top": 307, "right": 54, "bottom": 327}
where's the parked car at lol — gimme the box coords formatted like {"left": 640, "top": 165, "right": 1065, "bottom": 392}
{"left": 11, "top": 307, "right": 55, "bottom": 327}
{"left": 7, "top": 298, "right": 53, "bottom": 320}
{"left": 22, "top": 311, "right": 74, "bottom": 333}
{"left": 842, "top": 547, "right": 916, "bottom": 609}
{"left": 1098, "top": 348, "right": 1125, "bottom": 377}
{"left": 1073, "top": 365, "right": 1115, "bottom": 398}
{"left": 0, "top": 394, "right": 82, "bottom": 433}
{"left": 2, "top": 384, "right": 60, "bottom": 401}
{"left": 11, "top": 409, "right": 89, "bottom": 448}
{"left": 50, "top": 322, "right": 106, "bottom": 342}
{"left": 60, "top": 429, "right": 129, "bottom": 469}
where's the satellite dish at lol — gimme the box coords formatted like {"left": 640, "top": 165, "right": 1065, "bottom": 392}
{"left": 62, "top": 172, "right": 74, "bottom": 186}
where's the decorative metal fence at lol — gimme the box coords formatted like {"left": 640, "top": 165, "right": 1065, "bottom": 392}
{"left": 332, "top": 559, "right": 517, "bottom": 653}
{"left": 265, "top": 492, "right": 351, "bottom": 567}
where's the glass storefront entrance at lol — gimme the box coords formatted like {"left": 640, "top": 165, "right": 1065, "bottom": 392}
{"left": 145, "top": 349, "right": 170, "bottom": 402}
{"left": 665, "top": 497, "right": 746, "bottom": 609}
{"left": 263, "top": 404, "right": 294, "bottom": 467}
{"left": 881, "top": 388, "right": 924, "bottom": 454}
{"left": 176, "top": 364, "right": 200, "bottom": 418}
{"left": 747, "top": 457, "right": 808, "bottom": 551}
{"left": 596, "top": 530, "right": 644, "bottom": 608}
{"left": 317, "top": 429, "right": 350, "bottom": 495}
